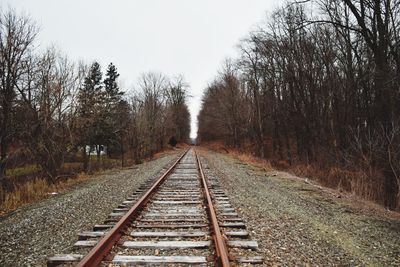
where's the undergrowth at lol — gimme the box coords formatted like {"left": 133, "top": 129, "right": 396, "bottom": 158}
{"left": 0, "top": 173, "right": 91, "bottom": 215}
{"left": 0, "top": 146, "right": 179, "bottom": 216}
{"left": 200, "top": 141, "right": 388, "bottom": 209}
{"left": 7, "top": 164, "right": 39, "bottom": 177}
{"left": 0, "top": 159, "right": 122, "bottom": 215}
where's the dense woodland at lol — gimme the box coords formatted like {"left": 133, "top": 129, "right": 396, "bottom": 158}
{"left": 0, "top": 9, "right": 190, "bottom": 192}
{"left": 198, "top": 0, "right": 400, "bottom": 209}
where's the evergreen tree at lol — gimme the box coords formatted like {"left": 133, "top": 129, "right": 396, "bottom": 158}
{"left": 78, "top": 62, "right": 103, "bottom": 117}
{"left": 76, "top": 61, "right": 104, "bottom": 171}
{"left": 104, "top": 62, "right": 123, "bottom": 104}
{"left": 103, "top": 63, "right": 125, "bottom": 157}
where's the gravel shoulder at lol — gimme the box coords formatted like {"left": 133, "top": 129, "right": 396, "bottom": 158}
{"left": 200, "top": 149, "right": 400, "bottom": 266}
{"left": 0, "top": 151, "right": 180, "bottom": 266}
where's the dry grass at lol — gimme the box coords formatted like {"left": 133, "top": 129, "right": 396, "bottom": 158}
{"left": 0, "top": 147, "right": 180, "bottom": 216}
{"left": 227, "top": 150, "right": 274, "bottom": 171}
{"left": 200, "top": 140, "right": 229, "bottom": 153}
{"left": 0, "top": 172, "right": 91, "bottom": 215}
{"left": 199, "top": 141, "right": 390, "bottom": 209}
{"left": 175, "top": 143, "right": 190, "bottom": 149}
{"left": 198, "top": 141, "right": 274, "bottom": 171}
{"left": 0, "top": 159, "right": 121, "bottom": 215}
{"left": 288, "top": 163, "right": 386, "bottom": 205}
{"left": 146, "top": 145, "right": 182, "bottom": 160}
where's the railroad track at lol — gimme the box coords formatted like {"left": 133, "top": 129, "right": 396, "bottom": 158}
{"left": 48, "top": 148, "right": 263, "bottom": 266}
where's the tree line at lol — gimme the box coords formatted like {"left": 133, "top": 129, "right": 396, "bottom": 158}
{"left": 0, "top": 9, "right": 190, "bottom": 189}
{"left": 198, "top": 0, "right": 400, "bottom": 210}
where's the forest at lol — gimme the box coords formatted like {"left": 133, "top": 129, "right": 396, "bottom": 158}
{"left": 198, "top": 0, "right": 400, "bottom": 210}
{"left": 0, "top": 9, "right": 190, "bottom": 207}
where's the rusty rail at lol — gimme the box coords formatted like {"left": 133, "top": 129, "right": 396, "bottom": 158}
{"left": 195, "top": 149, "right": 231, "bottom": 267}
{"left": 76, "top": 148, "right": 189, "bottom": 267}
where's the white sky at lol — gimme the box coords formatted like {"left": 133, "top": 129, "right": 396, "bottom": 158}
{"left": 3, "top": 0, "right": 283, "bottom": 139}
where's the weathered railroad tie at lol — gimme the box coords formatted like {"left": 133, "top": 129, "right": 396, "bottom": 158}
{"left": 48, "top": 148, "right": 263, "bottom": 266}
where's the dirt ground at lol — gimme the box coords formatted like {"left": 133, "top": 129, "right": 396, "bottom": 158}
{"left": 200, "top": 149, "right": 400, "bottom": 266}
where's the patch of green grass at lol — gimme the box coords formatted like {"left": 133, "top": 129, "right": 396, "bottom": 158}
{"left": 89, "top": 154, "right": 107, "bottom": 160}
{"left": 7, "top": 164, "right": 39, "bottom": 176}
{"left": 88, "top": 155, "right": 120, "bottom": 164}
{"left": 7, "top": 158, "right": 121, "bottom": 177}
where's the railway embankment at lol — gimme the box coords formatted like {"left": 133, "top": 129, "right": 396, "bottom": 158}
{"left": 1, "top": 147, "right": 400, "bottom": 266}
{"left": 201, "top": 149, "right": 400, "bottom": 266}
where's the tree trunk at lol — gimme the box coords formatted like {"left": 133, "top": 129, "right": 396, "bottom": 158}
{"left": 283, "top": 124, "right": 292, "bottom": 165}
{"left": 0, "top": 142, "right": 7, "bottom": 190}
{"left": 120, "top": 134, "right": 124, "bottom": 167}
{"left": 253, "top": 88, "right": 265, "bottom": 158}
{"left": 0, "top": 139, "right": 7, "bottom": 178}
{"left": 374, "top": 55, "right": 393, "bottom": 128}
{"left": 0, "top": 102, "right": 10, "bottom": 182}
{"left": 96, "top": 145, "right": 101, "bottom": 165}
{"left": 82, "top": 145, "right": 89, "bottom": 172}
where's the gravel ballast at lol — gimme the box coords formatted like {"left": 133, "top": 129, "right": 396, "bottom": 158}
{"left": 0, "top": 151, "right": 179, "bottom": 266}
{"left": 2, "top": 148, "right": 399, "bottom": 266}
{"left": 201, "top": 150, "right": 400, "bottom": 266}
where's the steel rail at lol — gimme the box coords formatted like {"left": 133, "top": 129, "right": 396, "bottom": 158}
{"left": 77, "top": 148, "right": 190, "bottom": 267}
{"left": 195, "top": 149, "right": 231, "bottom": 267}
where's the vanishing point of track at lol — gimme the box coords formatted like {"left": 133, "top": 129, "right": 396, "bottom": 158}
{"left": 48, "top": 148, "right": 263, "bottom": 266}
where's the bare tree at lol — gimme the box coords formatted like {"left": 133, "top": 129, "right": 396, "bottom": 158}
{"left": 198, "top": 0, "right": 400, "bottom": 209}
{"left": 164, "top": 75, "right": 190, "bottom": 143}
{"left": 198, "top": 61, "right": 249, "bottom": 148}
{"left": 17, "top": 47, "right": 77, "bottom": 181}
{"left": 137, "top": 72, "right": 167, "bottom": 157}
{"left": 0, "top": 9, "right": 38, "bottom": 183}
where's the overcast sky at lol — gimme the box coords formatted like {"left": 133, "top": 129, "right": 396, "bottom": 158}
{"left": 3, "top": 0, "right": 283, "bottom": 138}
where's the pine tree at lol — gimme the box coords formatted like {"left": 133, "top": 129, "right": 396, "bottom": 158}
{"left": 78, "top": 62, "right": 103, "bottom": 116}
{"left": 103, "top": 63, "right": 125, "bottom": 157}
{"left": 104, "top": 63, "right": 123, "bottom": 104}
{"left": 76, "top": 61, "right": 104, "bottom": 171}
